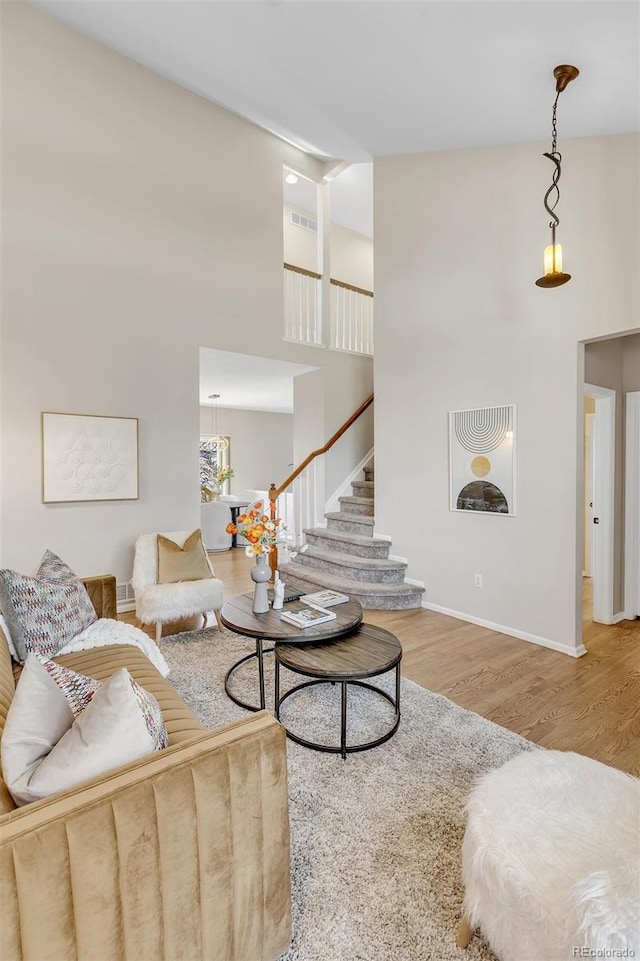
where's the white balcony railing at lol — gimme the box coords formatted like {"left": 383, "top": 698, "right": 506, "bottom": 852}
{"left": 284, "top": 265, "right": 374, "bottom": 357}
{"left": 330, "top": 279, "right": 374, "bottom": 356}
{"left": 284, "top": 263, "right": 322, "bottom": 346}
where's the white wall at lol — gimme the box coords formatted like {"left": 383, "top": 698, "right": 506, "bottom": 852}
{"left": 283, "top": 202, "right": 374, "bottom": 291}
{"left": 375, "top": 134, "right": 639, "bottom": 655}
{"left": 199, "top": 406, "right": 293, "bottom": 503}
{"left": 2, "top": 4, "right": 373, "bottom": 582}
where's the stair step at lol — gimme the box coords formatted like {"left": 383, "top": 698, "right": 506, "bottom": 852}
{"left": 338, "top": 495, "right": 374, "bottom": 516}
{"left": 351, "top": 480, "right": 374, "bottom": 498}
{"left": 303, "top": 527, "right": 390, "bottom": 559}
{"left": 325, "top": 512, "right": 375, "bottom": 534}
{"left": 296, "top": 545, "right": 406, "bottom": 584}
{"left": 278, "top": 562, "right": 424, "bottom": 611}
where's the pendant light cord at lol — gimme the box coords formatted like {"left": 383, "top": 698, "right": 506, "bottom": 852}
{"left": 542, "top": 91, "right": 562, "bottom": 231}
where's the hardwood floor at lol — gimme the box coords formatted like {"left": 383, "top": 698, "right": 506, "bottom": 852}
{"left": 122, "top": 553, "right": 640, "bottom": 774}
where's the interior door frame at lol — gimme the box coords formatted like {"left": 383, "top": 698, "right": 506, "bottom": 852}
{"left": 584, "top": 383, "right": 616, "bottom": 624}
{"left": 583, "top": 411, "right": 595, "bottom": 577}
{"left": 625, "top": 391, "right": 640, "bottom": 619}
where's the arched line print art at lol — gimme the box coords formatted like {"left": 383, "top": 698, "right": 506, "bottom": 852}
{"left": 454, "top": 406, "right": 512, "bottom": 453}
{"left": 448, "top": 405, "right": 516, "bottom": 515}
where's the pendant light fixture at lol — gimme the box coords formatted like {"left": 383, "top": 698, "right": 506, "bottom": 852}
{"left": 203, "top": 393, "right": 229, "bottom": 452}
{"left": 535, "top": 64, "right": 579, "bottom": 289}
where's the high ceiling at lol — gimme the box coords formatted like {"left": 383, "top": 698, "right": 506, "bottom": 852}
{"left": 199, "top": 348, "right": 317, "bottom": 414}
{"left": 30, "top": 1, "right": 639, "bottom": 162}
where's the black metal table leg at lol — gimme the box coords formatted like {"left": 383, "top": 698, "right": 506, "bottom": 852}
{"left": 340, "top": 681, "right": 348, "bottom": 759}
{"left": 224, "top": 637, "right": 273, "bottom": 712}
{"left": 257, "top": 637, "right": 265, "bottom": 710}
{"left": 275, "top": 657, "right": 281, "bottom": 719}
{"left": 276, "top": 678, "right": 401, "bottom": 756}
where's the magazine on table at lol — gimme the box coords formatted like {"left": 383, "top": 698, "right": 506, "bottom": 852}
{"left": 299, "top": 589, "right": 349, "bottom": 607}
{"left": 279, "top": 604, "right": 337, "bottom": 628}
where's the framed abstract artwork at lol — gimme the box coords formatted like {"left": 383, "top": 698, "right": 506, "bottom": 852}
{"left": 449, "top": 405, "right": 516, "bottom": 515}
{"left": 42, "top": 412, "right": 139, "bottom": 503}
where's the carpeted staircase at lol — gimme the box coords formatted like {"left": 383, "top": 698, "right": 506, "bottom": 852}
{"left": 279, "top": 461, "right": 425, "bottom": 610}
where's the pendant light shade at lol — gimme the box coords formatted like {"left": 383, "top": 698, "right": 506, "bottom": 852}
{"left": 535, "top": 65, "right": 579, "bottom": 289}
{"left": 204, "top": 394, "right": 229, "bottom": 451}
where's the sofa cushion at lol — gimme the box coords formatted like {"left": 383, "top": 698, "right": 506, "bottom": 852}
{"left": 0, "top": 551, "right": 96, "bottom": 662}
{"left": 2, "top": 655, "right": 169, "bottom": 806}
{"left": 157, "top": 529, "right": 211, "bottom": 584}
{"left": 0, "top": 627, "right": 17, "bottom": 814}
{"left": 1, "top": 640, "right": 205, "bottom": 813}
{"left": 52, "top": 645, "right": 206, "bottom": 745}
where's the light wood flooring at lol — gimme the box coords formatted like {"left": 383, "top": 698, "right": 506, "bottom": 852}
{"left": 122, "top": 552, "right": 640, "bottom": 775}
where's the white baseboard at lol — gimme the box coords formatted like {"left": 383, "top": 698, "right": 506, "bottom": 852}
{"left": 373, "top": 532, "right": 393, "bottom": 542}
{"left": 388, "top": 553, "right": 408, "bottom": 564}
{"left": 404, "top": 576, "right": 425, "bottom": 588}
{"left": 116, "top": 600, "right": 136, "bottom": 614}
{"left": 421, "top": 601, "right": 587, "bottom": 658}
{"left": 613, "top": 611, "right": 628, "bottom": 624}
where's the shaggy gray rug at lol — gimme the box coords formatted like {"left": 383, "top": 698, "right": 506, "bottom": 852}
{"left": 160, "top": 628, "right": 533, "bottom": 961}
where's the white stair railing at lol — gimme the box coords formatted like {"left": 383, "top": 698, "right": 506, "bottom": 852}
{"left": 292, "top": 460, "right": 325, "bottom": 546}
{"left": 269, "top": 395, "right": 374, "bottom": 572}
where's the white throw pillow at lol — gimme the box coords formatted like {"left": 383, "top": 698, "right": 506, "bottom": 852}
{"left": 2, "top": 655, "right": 168, "bottom": 806}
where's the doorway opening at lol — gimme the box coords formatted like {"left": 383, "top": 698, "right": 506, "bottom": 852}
{"left": 581, "top": 330, "right": 640, "bottom": 644}
{"left": 582, "top": 384, "right": 615, "bottom": 628}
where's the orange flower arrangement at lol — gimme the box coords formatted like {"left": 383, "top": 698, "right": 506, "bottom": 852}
{"left": 226, "top": 501, "right": 287, "bottom": 557}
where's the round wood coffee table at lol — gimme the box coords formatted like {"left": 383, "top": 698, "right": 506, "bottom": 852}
{"left": 220, "top": 593, "right": 364, "bottom": 712}
{"left": 275, "top": 624, "right": 402, "bottom": 759}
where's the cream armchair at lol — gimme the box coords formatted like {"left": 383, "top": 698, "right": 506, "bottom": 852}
{"left": 132, "top": 530, "right": 224, "bottom": 642}
{"left": 200, "top": 500, "right": 233, "bottom": 552}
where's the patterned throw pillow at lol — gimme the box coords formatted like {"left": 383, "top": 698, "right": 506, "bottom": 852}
{"left": 38, "top": 656, "right": 101, "bottom": 717}
{"left": 127, "top": 674, "right": 169, "bottom": 751}
{"left": 37, "top": 655, "right": 167, "bottom": 748}
{"left": 0, "top": 551, "right": 97, "bottom": 662}
{"left": 1, "top": 657, "right": 169, "bottom": 807}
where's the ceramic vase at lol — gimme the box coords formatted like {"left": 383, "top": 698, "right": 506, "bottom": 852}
{"left": 251, "top": 553, "right": 271, "bottom": 613}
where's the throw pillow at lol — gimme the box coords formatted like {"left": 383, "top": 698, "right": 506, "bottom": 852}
{"left": 1, "top": 655, "right": 168, "bottom": 807}
{"left": 0, "top": 551, "right": 96, "bottom": 662}
{"left": 157, "top": 529, "right": 211, "bottom": 584}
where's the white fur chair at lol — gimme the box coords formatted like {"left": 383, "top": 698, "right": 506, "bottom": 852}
{"left": 458, "top": 750, "right": 640, "bottom": 960}
{"left": 132, "top": 530, "right": 224, "bottom": 643}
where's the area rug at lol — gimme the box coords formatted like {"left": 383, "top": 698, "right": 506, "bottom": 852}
{"left": 160, "top": 628, "right": 534, "bottom": 961}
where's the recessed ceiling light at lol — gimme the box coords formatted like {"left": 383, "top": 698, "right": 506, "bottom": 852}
{"left": 284, "top": 172, "right": 298, "bottom": 185}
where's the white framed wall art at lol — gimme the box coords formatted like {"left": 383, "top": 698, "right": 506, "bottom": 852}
{"left": 449, "top": 405, "right": 516, "bottom": 515}
{"left": 42, "top": 412, "right": 139, "bottom": 503}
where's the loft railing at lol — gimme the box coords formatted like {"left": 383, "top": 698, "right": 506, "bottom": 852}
{"left": 268, "top": 393, "right": 374, "bottom": 577}
{"left": 283, "top": 263, "right": 374, "bottom": 356}
{"left": 284, "top": 263, "right": 322, "bottom": 345}
{"left": 330, "top": 277, "right": 374, "bottom": 356}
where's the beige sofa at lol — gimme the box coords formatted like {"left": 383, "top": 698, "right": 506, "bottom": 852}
{"left": 0, "top": 576, "right": 291, "bottom": 961}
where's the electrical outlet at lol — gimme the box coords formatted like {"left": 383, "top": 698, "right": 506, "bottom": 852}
{"left": 474, "top": 573, "right": 483, "bottom": 588}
